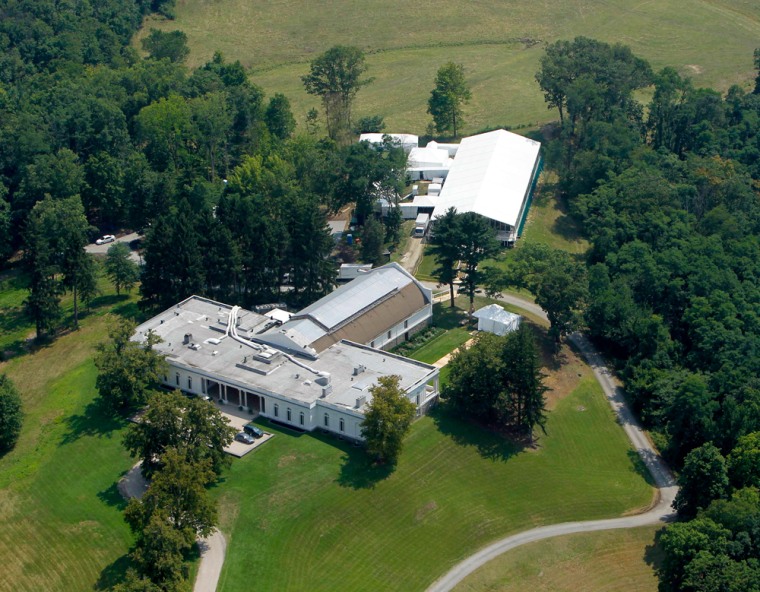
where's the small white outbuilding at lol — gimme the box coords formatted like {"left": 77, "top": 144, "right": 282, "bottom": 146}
{"left": 473, "top": 304, "right": 521, "bottom": 336}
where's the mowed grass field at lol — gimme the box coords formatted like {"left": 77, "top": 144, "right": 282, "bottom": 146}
{"left": 139, "top": 0, "right": 760, "bottom": 133}
{"left": 454, "top": 525, "right": 661, "bottom": 592}
{"left": 215, "top": 345, "right": 654, "bottom": 591}
{"left": 0, "top": 297, "right": 141, "bottom": 592}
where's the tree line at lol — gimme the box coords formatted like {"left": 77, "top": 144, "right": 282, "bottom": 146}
{"left": 519, "top": 37, "right": 760, "bottom": 591}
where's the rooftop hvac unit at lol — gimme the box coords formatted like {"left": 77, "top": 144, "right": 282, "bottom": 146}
{"left": 183, "top": 333, "right": 193, "bottom": 345}
{"left": 353, "top": 364, "right": 366, "bottom": 376}
{"left": 355, "top": 395, "right": 367, "bottom": 409}
{"left": 321, "top": 385, "right": 333, "bottom": 398}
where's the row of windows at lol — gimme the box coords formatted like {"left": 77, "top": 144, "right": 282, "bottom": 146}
{"left": 272, "top": 404, "right": 345, "bottom": 432}
{"left": 171, "top": 373, "right": 349, "bottom": 435}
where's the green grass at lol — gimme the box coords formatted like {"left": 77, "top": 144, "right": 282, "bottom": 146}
{"left": 415, "top": 247, "right": 439, "bottom": 282}
{"left": 0, "top": 265, "right": 139, "bottom": 359}
{"left": 216, "top": 368, "right": 653, "bottom": 591}
{"left": 454, "top": 525, "right": 661, "bottom": 592}
{"left": 0, "top": 315, "right": 136, "bottom": 592}
{"left": 0, "top": 268, "right": 156, "bottom": 591}
{"left": 404, "top": 327, "right": 472, "bottom": 364}
{"left": 138, "top": 0, "right": 760, "bottom": 135}
{"left": 518, "top": 177, "right": 588, "bottom": 254}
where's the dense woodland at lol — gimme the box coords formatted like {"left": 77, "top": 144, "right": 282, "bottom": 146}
{"left": 2, "top": 2, "right": 760, "bottom": 590}
{"left": 0, "top": 0, "right": 407, "bottom": 332}
{"left": 532, "top": 38, "right": 760, "bottom": 591}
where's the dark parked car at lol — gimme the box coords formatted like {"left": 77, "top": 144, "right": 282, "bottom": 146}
{"left": 235, "top": 432, "right": 255, "bottom": 445}
{"left": 243, "top": 423, "right": 264, "bottom": 439}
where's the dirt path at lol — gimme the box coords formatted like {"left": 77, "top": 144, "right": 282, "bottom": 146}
{"left": 425, "top": 294, "right": 677, "bottom": 592}
{"left": 400, "top": 237, "right": 426, "bottom": 274}
{"left": 118, "top": 462, "right": 227, "bottom": 592}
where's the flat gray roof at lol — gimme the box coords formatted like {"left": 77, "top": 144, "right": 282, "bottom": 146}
{"left": 133, "top": 296, "right": 436, "bottom": 413}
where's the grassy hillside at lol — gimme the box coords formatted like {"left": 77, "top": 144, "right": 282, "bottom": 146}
{"left": 0, "top": 295, "right": 141, "bottom": 591}
{"left": 138, "top": 0, "right": 760, "bottom": 133}
{"left": 454, "top": 526, "right": 661, "bottom": 592}
{"left": 216, "top": 355, "right": 653, "bottom": 591}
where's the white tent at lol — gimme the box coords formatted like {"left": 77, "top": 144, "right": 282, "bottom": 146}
{"left": 432, "top": 129, "right": 541, "bottom": 230}
{"left": 473, "top": 304, "right": 521, "bottom": 336}
{"left": 407, "top": 146, "right": 454, "bottom": 180}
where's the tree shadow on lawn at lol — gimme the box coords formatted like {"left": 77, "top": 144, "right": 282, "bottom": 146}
{"left": 336, "top": 443, "right": 394, "bottom": 490}
{"left": 431, "top": 404, "right": 524, "bottom": 463}
{"left": 94, "top": 553, "right": 134, "bottom": 590}
{"left": 61, "top": 397, "right": 127, "bottom": 445}
{"left": 97, "top": 479, "right": 129, "bottom": 511}
{"left": 644, "top": 527, "right": 666, "bottom": 576}
{"left": 432, "top": 302, "right": 467, "bottom": 330}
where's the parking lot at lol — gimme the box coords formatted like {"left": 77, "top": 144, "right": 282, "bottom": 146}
{"left": 220, "top": 406, "right": 274, "bottom": 457}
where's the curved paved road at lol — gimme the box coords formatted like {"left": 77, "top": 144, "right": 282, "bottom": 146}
{"left": 425, "top": 293, "right": 677, "bottom": 592}
{"left": 118, "top": 462, "right": 227, "bottom": 592}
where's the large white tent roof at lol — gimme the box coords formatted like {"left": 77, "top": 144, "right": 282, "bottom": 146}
{"left": 433, "top": 130, "right": 540, "bottom": 227}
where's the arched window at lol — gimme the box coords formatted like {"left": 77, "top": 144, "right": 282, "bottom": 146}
{"left": 187, "top": 376, "right": 192, "bottom": 390}
{"left": 287, "top": 408, "right": 292, "bottom": 422}
{"left": 339, "top": 418, "right": 345, "bottom": 432}
{"left": 299, "top": 412, "right": 305, "bottom": 426}
{"left": 274, "top": 404, "right": 279, "bottom": 417}
{"left": 324, "top": 413, "right": 329, "bottom": 427}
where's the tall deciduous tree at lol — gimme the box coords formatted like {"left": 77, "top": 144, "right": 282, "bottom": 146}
{"left": 265, "top": 93, "right": 296, "bottom": 140}
{"left": 428, "top": 207, "right": 462, "bottom": 308}
{"left": 24, "top": 195, "right": 93, "bottom": 334}
{"left": 94, "top": 316, "right": 167, "bottom": 411}
{"left": 105, "top": 242, "right": 139, "bottom": 295}
{"left": 727, "top": 432, "right": 760, "bottom": 489}
{"left": 302, "top": 45, "right": 372, "bottom": 142}
{"left": 0, "top": 374, "right": 23, "bottom": 453}
{"left": 361, "top": 216, "right": 385, "bottom": 266}
{"left": 123, "top": 389, "right": 235, "bottom": 478}
{"left": 673, "top": 442, "right": 729, "bottom": 518}
{"left": 427, "top": 62, "right": 471, "bottom": 137}
{"left": 141, "top": 29, "right": 189, "bottom": 63}
{"left": 362, "top": 375, "right": 416, "bottom": 465}
{"left": 510, "top": 243, "right": 588, "bottom": 344}
{"left": 535, "top": 37, "right": 652, "bottom": 131}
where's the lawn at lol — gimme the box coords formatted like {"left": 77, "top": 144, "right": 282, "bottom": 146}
{"left": 518, "top": 175, "right": 588, "bottom": 255}
{"left": 216, "top": 362, "right": 653, "bottom": 591}
{"left": 404, "top": 326, "right": 472, "bottom": 364}
{"left": 0, "top": 314, "right": 137, "bottom": 592}
{"left": 454, "top": 525, "right": 661, "bottom": 592}
{"left": 137, "top": 0, "right": 760, "bottom": 134}
{"left": 0, "top": 268, "right": 149, "bottom": 592}
{"left": 0, "top": 264, "right": 140, "bottom": 360}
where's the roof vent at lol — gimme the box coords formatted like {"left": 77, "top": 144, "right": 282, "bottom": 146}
{"left": 355, "top": 395, "right": 367, "bottom": 408}
{"left": 183, "top": 333, "right": 192, "bottom": 345}
{"left": 353, "top": 364, "right": 366, "bottom": 376}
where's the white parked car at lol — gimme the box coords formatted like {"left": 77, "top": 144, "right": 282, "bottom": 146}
{"left": 95, "top": 235, "right": 116, "bottom": 245}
